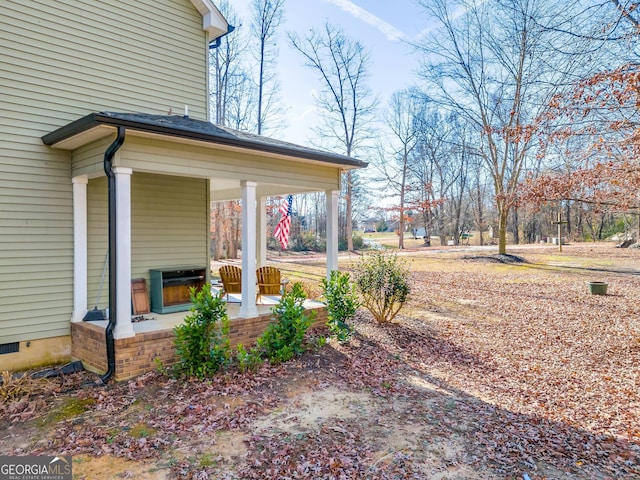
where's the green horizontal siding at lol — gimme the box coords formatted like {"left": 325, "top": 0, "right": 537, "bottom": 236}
{"left": 131, "top": 173, "right": 208, "bottom": 279}
{"left": 86, "top": 174, "right": 208, "bottom": 310}
{"left": 0, "top": 0, "right": 209, "bottom": 345}
{"left": 0, "top": 136, "right": 73, "bottom": 344}
{"left": 1, "top": 0, "right": 208, "bottom": 125}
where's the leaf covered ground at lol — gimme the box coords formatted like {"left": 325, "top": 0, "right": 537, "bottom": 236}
{"left": 1, "top": 244, "right": 639, "bottom": 479}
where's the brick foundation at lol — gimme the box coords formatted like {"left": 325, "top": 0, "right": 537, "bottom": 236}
{"left": 72, "top": 305, "right": 328, "bottom": 381}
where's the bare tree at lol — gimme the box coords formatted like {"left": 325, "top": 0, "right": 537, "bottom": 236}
{"left": 289, "top": 22, "right": 376, "bottom": 251}
{"left": 415, "top": 0, "right": 577, "bottom": 254}
{"left": 469, "top": 155, "right": 491, "bottom": 245}
{"left": 447, "top": 119, "right": 472, "bottom": 245}
{"left": 251, "top": 0, "right": 286, "bottom": 135}
{"left": 375, "top": 90, "right": 422, "bottom": 249}
{"left": 410, "top": 108, "right": 466, "bottom": 246}
{"left": 210, "top": 1, "right": 255, "bottom": 129}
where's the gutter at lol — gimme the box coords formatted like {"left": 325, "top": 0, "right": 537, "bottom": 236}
{"left": 100, "top": 126, "right": 126, "bottom": 384}
{"left": 208, "top": 24, "right": 235, "bottom": 50}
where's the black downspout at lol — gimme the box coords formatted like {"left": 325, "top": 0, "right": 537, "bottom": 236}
{"left": 100, "top": 126, "right": 125, "bottom": 384}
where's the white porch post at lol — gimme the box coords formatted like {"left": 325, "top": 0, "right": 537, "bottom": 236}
{"left": 240, "top": 181, "right": 258, "bottom": 318}
{"left": 113, "top": 167, "right": 135, "bottom": 339}
{"left": 257, "top": 195, "right": 267, "bottom": 268}
{"left": 72, "top": 175, "right": 88, "bottom": 322}
{"left": 326, "top": 189, "right": 339, "bottom": 277}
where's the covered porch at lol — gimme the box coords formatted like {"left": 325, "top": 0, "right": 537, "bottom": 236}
{"left": 42, "top": 112, "right": 366, "bottom": 380}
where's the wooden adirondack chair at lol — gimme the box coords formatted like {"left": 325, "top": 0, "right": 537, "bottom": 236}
{"left": 218, "top": 265, "right": 242, "bottom": 300}
{"left": 256, "top": 266, "right": 286, "bottom": 303}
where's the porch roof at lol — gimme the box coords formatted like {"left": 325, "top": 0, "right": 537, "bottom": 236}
{"left": 41, "top": 112, "right": 368, "bottom": 170}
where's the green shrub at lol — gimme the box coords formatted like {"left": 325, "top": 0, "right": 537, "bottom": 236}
{"left": 601, "top": 218, "right": 626, "bottom": 239}
{"left": 235, "top": 343, "right": 263, "bottom": 373}
{"left": 353, "top": 251, "right": 410, "bottom": 323}
{"left": 352, "top": 235, "right": 364, "bottom": 250}
{"left": 290, "top": 232, "right": 326, "bottom": 252}
{"left": 309, "top": 334, "right": 327, "bottom": 351}
{"left": 173, "top": 285, "right": 231, "bottom": 378}
{"left": 256, "top": 283, "right": 314, "bottom": 363}
{"left": 339, "top": 235, "right": 365, "bottom": 251}
{"left": 321, "top": 270, "right": 359, "bottom": 343}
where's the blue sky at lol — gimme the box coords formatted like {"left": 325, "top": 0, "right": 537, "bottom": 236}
{"left": 231, "top": 0, "right": 429, "bottom": 146}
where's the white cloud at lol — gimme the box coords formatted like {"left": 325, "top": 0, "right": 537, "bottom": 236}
{"left": 416, "top": 0, "right": 490, "bottom": 40}
{"left": 322, "top": 0, "right": 406, "bottom": 42}
{"left": 297, "top": 106, "right": 317, "bottom": 120}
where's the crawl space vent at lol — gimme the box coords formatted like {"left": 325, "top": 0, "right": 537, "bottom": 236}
{"left": 0, "top": 342, "right": 19, "bottom": 354}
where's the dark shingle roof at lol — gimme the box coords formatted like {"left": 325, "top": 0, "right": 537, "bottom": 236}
{"left": 42, "top": 112, "right": 368, "bottom": 169}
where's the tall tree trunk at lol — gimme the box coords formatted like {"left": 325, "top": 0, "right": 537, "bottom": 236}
{"left": 512, "top": 206, "right": 520, "bottom": 245}
{"left": 422, "top": 209, "right": 431, "bottom": 246}
{"left": 476, "top": 180, "right": 484, "bottom": 246}
{"left": 437, "top": 205, "right": 446, "bottom": 246}
{"left": 226, "top": 201, "right": 239, "bottom": 258}
{"left": 596, "top": 213, "right": 606, "bottom": 240}
{"left": 257, "top": 47, "right": 265, "bottom": 135}
{"left": 214, "top": 203, "right": 224, "bottom": 260}
{"left": 346, "top": 171, "right": 354, "bottom": 252}
{"left": 576, "top": 205, "right": 584, "bottom": 241}
{"left": 398, "top": 165, "right": 406, "bottom": 249}
{"left": 498, "top": 205, "right": 508, "bottom": 255}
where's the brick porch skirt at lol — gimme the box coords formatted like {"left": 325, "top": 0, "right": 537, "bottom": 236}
{"left": 72, "top": 305, "right": 328, "bottom": 381}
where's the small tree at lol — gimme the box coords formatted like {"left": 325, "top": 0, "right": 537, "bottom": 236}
{"left": 321, "top": 270, "right": 359, "bottom": 342}
{"left": 353, "top": 251, "right": 410, "bottom": 323}
{"left": 173, "top": 285, "right": 231, "bottom": 378}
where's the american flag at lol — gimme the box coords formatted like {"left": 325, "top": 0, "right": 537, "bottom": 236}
{"left": 274, "top": 195, "right": 293, "bottom": 249}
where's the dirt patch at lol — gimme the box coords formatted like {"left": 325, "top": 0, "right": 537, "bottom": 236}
{"left": 72, "top": 454, "right": 168, "bottom": 480}
{"left": 253, "top": 387, "right": 374, "bottom": 434}
{"left": 463, "top": 253, "right": 526, "bottom": 264}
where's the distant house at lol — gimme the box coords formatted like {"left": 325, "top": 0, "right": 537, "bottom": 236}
{"left": 1, "top": 1, "right": 366, "bottom": 378}
{"left": 361, "top": 218, "right": 380, "bottom": 233}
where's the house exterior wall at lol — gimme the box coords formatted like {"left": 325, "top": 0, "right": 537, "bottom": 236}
{"left": 0, "top": 0, "right": 209, "bottom": 349}
{"left": 86, "top": 174, "right": 208, "bottom": 311}
{"left": 0, "top": 337, "right": 72, "bottom": 372}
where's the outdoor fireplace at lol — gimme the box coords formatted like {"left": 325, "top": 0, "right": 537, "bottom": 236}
{"left": 149, "top": 267, "right": 206, "bottom": 313}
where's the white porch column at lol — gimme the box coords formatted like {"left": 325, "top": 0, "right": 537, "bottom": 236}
{"left": 257, "top": 195, "right": 267, "bottom": 268}
{"left": 113, "top": 167, "right": 135, "bottom": 339}
{"left": 240, "top": 181, "right": 258, "bottom": 318}
{"left": 72, "top": 175, "right": 88, "bottom": 322}
{"left": 326, "top": 189, "right": 339, "bottom": 277}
